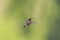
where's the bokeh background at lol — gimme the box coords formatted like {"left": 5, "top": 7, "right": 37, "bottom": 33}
{"left": 0, "top": 0, "right": 60, "bottom": 40}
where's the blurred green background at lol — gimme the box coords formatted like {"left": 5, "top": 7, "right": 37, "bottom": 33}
{"left": 0, "top": 0, "right": 60, "bottom": 40}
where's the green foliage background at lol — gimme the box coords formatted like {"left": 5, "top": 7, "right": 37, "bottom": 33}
{"left": 0, "top": 0, "right": 60, "bottom": 40}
